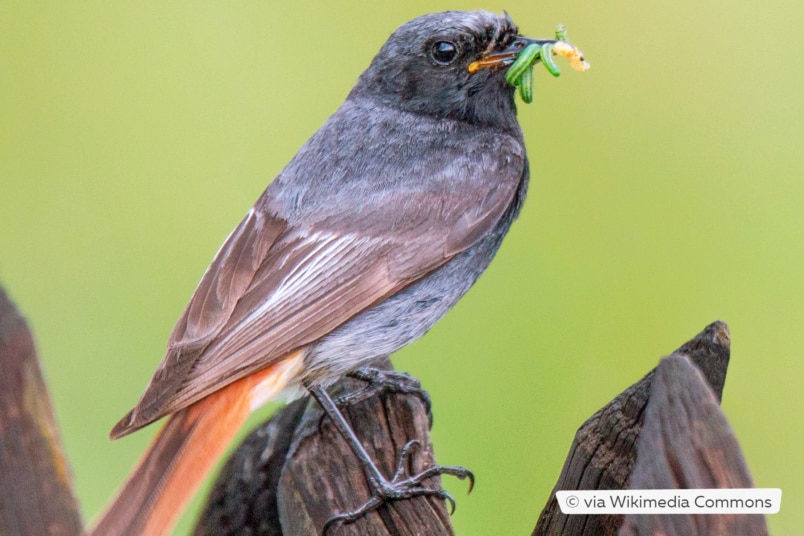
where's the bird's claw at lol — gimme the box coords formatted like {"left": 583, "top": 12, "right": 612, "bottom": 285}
{"left": 340, "top": 367, "right": 432, "bottom": 415}
{"left": 321, "top": 439, "right": 473, "bottom": 535}
{"left": 317, "top": 368, "right": 433, "bottom": 434}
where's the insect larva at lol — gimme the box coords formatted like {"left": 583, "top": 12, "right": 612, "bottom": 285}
{"left": 540, "top": 43, "right": 561, "bottom": 77}
{"left": 503, "top": 24, "right": 590, "bottom": 103}
{"left": 518, "top": 64, "right": 535, "bottom": 103}
{"left": 505, "top": 43, "right": 541, "bottom": 87}
{"left": 553, "top": 41, "right": 591, "bottom": 72}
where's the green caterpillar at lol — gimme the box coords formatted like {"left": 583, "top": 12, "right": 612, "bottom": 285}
{"left": 507, "top": 25, "right": 587, "bottom": 104}
{"left": 505, "top": 43, "right": 542, "bottom": 88}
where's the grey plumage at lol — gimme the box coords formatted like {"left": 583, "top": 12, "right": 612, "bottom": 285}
{"left": 302, "top": 98, "right": 529, "bottom": 383}
{"left": 112, "top": 10, "right": 531, "bottom": 438}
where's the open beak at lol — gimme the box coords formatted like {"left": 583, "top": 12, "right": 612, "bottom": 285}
{"left": 468, "top": 36, "right": 556, "bottom": 74}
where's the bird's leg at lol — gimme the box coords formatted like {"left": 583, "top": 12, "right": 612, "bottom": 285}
{"left": 306, "top": 384, "right": 473, "bottom": 534}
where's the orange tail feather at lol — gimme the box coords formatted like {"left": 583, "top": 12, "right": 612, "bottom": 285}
{"left": 90, "top": 352, "right": 303, "bottom": 536}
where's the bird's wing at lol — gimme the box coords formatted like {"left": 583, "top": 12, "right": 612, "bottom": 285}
{"left": 112, "top": 160, "right": 524, "bottom": 438}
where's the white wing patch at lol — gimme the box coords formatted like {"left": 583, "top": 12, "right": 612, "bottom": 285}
{"left": 212, "top": 231, "right": 379, "bottom": 356}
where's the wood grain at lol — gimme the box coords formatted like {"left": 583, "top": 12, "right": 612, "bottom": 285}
{"left": 533, "top": 321, "right": 732, "bottom": 536}
{"left": 195, "top": 357, "right": 455, "bottom": 536}
{"left": 619, "top": 353, "right": 767, "bottom": 536}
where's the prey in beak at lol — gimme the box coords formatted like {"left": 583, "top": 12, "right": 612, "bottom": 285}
{"left": 469, "top": 24, "right": 590, "bottom": 103}
{"left": 468, "top": 36, "right": 558, "bottom": 74}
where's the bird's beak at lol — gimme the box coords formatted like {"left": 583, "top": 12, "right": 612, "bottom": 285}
{"left": 468, "top": 36, "right": 556, "bottom": 74}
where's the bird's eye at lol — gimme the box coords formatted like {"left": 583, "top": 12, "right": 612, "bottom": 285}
{"left": 431, "top": 41, "right": 458, "bottom": 64}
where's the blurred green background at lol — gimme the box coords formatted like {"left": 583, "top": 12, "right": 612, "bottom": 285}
{"left": 2, "top": 1, "right": 801, "bottom": 534}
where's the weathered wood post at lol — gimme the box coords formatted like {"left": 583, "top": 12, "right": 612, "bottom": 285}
{"left": 0, "top": 281, "right": 770, "bottom": 536}
{"left": 533, "top": 322, "right": 768, "bottom": 536}
{"left": 194, "top": 358, "right": 457, "bottom": 536}
{"left": 0, "top": 287, "right": 84, "bottom": 536}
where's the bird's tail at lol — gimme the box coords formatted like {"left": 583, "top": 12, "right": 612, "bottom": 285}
{"left": 89, "top": 352, "right": 304, "bottom": 536}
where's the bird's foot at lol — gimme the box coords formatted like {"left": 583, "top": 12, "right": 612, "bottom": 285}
{"left": 322, "top": 439, "right": 473, "bottom": 534}
{"left": 339, "top": 367, "right": 432, "bottom": 415}
{"left": 318, "top": 368, "right": 432, "bottom": 434}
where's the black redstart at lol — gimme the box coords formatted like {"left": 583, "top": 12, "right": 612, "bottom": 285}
{"left": 91, "top": 10, "right": 575, "bottom": 535}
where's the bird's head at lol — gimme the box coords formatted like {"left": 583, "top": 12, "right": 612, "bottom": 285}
{"left": 351, "top": 11, "right": 548, "bottom": 131}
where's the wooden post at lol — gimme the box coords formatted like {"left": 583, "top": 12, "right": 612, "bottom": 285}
{"left": 0, "top": 287, "right": 84, "bottom": 536}
{"left": 0, "top": 282, "right": 767, "bottom": 536}
{"left": 533, "top": 321, "right": 767, "bottom": 535}
{"left": 619, "top": 353, "right": 767, "bottom": 535}
{"left": 194, "top": 358, "right": 456, "bottom": 536}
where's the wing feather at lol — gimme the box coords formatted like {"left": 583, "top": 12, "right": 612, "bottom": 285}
{"left": 112, "top": 145, "right": 525, "bottom": 438}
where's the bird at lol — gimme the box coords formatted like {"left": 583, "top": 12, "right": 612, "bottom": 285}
{"left": 91, "top": 10, "right": 557, "bottom": 535}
